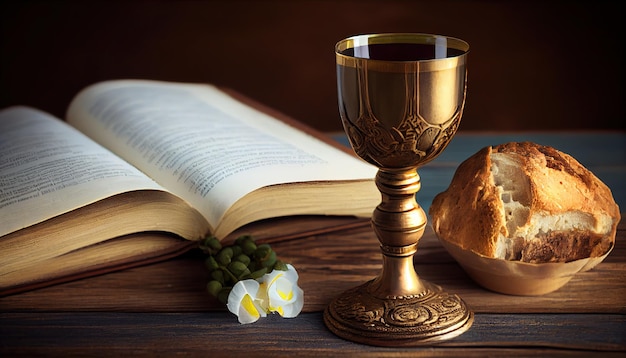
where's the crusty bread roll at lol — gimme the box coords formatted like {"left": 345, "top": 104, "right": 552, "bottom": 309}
{"left": 429, "top": 142, "right": 620, "bottom": 263}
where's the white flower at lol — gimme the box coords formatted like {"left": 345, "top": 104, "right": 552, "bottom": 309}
{"left": 226, "top": 279, "right": 267, "bottom": 324}
{"left": 259, "top": 264, "right": 304, "bottom": 318}
{"left": 226, "top": 264, "right": 304, "bottom": 324}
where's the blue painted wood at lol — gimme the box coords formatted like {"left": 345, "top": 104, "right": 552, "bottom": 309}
{"left": 332, "top": 132, "right": 626, "bottom": 214}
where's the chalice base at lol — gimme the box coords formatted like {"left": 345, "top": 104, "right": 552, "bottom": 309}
{"left": 324, "top": 278, "right": 473, "bottom": 346}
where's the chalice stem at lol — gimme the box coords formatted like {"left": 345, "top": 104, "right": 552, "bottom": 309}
{"left": 369, "top": 168, "right": 427, "bottom": 298}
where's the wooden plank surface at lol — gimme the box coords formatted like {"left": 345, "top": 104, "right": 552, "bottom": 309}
{"left": 1, "top": 312, "right": 625, "bottom": 356}
{"left": 1, "top": 216, "right": 624, "bottom": 356}
{"left": 1, "top": 132, "right": 624, "bottom": 356}
{"left": 2, "top": 220, "right": 624, "bottom": 314}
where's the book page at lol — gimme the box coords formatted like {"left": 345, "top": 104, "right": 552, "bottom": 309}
{"left": 0, "top": 107, "right": 164, "bottom": 237}
{"left": 66, "top": 80, "right": 377, "bottom": 227}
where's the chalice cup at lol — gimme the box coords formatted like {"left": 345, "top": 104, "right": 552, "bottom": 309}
{"left": 324, "top": 33, "right": 473, "bottom": 346}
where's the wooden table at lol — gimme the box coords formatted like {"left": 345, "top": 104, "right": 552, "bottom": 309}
{"left": 2, "top": 132, "right": 625, "bottom": 356}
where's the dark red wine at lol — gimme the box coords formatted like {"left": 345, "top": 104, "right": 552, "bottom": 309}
{"left": 336, "top": 40, "right": 467, "bottom": 167}
{"left": 340, "top": 43, "right": 465, "bottom": 61}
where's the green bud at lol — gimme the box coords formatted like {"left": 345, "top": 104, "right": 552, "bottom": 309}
{"left": 217, "top": 288, "right": 231, "bottom": 304}
{"left": 228, "top": 261, "right": 250, "bottom": 278}
{"left": 206, "top": 280, "right": 222, "bottom": 297}
{"left": 241, "top": 239, "right": 257, "bottom": 255}
{"left": 248, "top": 267, "right": 268, "bottom": 279}
{"left": 216, "top": 247, "right": 233, "bottom": 265}
{"left": 234, "top": 254, "right": 251, "bottom": 266}
{"left": 261, "top": 250, "right": 277, "bottom": 268}
{"left": 211, "top": 269, "right": 225, "bottom": 284}
{"left": 254, "top": 244, "right": 272, "bottom": 261}
{"left": 204, "top": 256, "right": 219, "bottom": 271}
{"left": 273, "top": 260, "right": 288, "bottom": 271}
{"left": 221, "top": 246, "right": 234, "bottom": 257}
{"left": 200, "top": 236, "right": 222, "bottom": 254}
{"left": 231, "top": 245, "right": 243, "bottom": 257}
{"left": 206, "top": 237, "right": 222, "bottom": 251}
{"left": 222, "top": 268, "right": 238, "bottom": 283}
{"left": 247, "top": 261, "right": 258, "bottom": 272}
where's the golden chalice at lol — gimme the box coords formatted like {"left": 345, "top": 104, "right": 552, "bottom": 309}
{"left": 324, "top": 33, "right": 473, "bottom": 346}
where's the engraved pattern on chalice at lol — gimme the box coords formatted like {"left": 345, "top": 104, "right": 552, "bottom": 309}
{"left": 324, "top": 33, "right": 473, "bottom": 346}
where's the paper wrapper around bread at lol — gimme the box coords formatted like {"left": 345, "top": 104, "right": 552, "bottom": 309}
{"left": 439, "top": 238, "right": 614, "bottom": 296}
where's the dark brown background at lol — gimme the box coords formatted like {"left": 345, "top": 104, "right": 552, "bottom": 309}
{"left": 1, "top": 0, "right": 623, "bottom": 132}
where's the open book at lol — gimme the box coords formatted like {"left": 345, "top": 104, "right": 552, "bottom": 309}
{"left": 0, "top": 80, "right": 379, "bottom": 295}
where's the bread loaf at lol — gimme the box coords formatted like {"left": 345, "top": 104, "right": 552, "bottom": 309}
{"left": 429, "top": 142, "right": 620, "bottom": 263}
